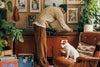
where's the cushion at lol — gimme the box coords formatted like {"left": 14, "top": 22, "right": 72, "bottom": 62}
{"left": 77, "top": 42, "right": 96, "bottom": 57}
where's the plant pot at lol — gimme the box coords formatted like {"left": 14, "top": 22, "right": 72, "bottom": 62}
{"left": 84, "top": 24, "right": 93, "bottom": 32}
{"left": 0, "top": 1, "right": 5, "bottom": 8}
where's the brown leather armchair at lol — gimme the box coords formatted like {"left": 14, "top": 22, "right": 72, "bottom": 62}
{"left": 53, "top": 32, "right": 100, "bottom": 67}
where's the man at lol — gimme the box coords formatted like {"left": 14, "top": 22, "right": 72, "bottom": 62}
{"left": 33, "top": 4, "right": 72, "bottom": 67}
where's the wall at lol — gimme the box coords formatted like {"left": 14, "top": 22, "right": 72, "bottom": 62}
{"left": 6, "top": 0, "right": 81, "bottom": 31}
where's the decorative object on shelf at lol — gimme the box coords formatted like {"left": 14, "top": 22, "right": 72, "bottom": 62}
{"left": 16, "top": 0, "right": 27, "bottom": 12}
{"left": 30, "top": 0, "right": 41, "bottom": 12}
{"left": 67, "top": 8, "right": 78, "bottom": 24}
{"left": 67, "top": 0, "right": 83, "bottom": 4}
{"left": 27, "top": 14, "right": 37, "bottom": 27}
{"left": 79, "top": 0, "right": 100, "bottom": 32}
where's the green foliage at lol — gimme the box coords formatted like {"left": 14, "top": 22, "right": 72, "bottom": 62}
{"left": 0, "top": 16, "right": 24, "bottom": 43}
{"left": 7, "top": 1, "right": 12, "bottom": 12}
{"left": 1, "top": 0, "right": 12, "bottom": 12}
{"left": 80, "top": 0, "right": 100, "bottom": 24}
{"left": 1, "top": 0, "right": 6, "bottom": 3}
{"left": 0, "top": 40, "right": 7, "bottom": 55}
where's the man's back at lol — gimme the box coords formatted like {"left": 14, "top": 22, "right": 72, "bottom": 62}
{"left": 34, "top": 6, "right": 71, "bottom": 31}
{"left": 35, "top": 6, "right": 63, "bottom": 27}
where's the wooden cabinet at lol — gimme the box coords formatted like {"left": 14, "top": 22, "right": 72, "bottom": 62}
{"left": 15, "top": 32, "right": 79, "bottom": 57}
{"left": 15, "top": 32, "right": 35, "bottom": 55}
{"left": 47, "top": 36, "right": 79, "bottom": 57}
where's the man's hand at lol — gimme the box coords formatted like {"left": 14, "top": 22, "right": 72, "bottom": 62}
{"left": 68, "top": 28, "right": 73, "bottom": 32}
{"left": 70, "top": 28, "right": 73, "bottom": 32}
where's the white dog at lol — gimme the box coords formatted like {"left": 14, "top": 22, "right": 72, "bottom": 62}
{"left": 61, "top": 40, "right": 79, "bottom": 62}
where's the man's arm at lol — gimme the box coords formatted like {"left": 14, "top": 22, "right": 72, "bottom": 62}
{"left": 56, "top": 8, "right": 72, "bottom": 32}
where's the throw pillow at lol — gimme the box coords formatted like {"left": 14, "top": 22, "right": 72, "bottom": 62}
{"left": 77, "top": 42, "right": 96, "bottom": 57}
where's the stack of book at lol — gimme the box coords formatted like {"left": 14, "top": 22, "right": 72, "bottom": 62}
{"left": 0, "top": 55, "right": 18, "bottom": 67}
{"left": 0, "top": 55, "right": 17, "bottom": 62}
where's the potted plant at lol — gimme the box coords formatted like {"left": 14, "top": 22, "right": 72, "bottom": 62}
{"left": 0, "top": 16, "right": 24, "bottom": 56}
{"left": 0, "top": 40, "right": 7, "bottom": 55}
{"left": 79, "top": 0, "right": 100, "bottom": 32}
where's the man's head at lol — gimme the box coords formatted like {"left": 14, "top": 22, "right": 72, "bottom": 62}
{"left": 59, "top": 4, "right": 67, "bottom": 14}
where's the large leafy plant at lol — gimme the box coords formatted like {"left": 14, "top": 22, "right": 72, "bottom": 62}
{"left": 0, "top": 19, "right": 24, "bottom": 56}
{"left": 80, "top": 0, "right": 100, "bottom": 25}
{"left": 0, "top": 0, "right": 23, "bottom": 56}
{"left": 78, "top": 0, "right": 100, "bottom": 31}
{"left": 0, "top": 17, "right": 24, "bottom": 43}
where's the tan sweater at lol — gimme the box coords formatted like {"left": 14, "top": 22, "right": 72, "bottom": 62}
{"left": 33, "top": 6, "right": 71, "bottom": 31}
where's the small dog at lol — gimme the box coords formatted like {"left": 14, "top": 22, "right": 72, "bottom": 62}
{"left": 61, "top": 40, "right": 79, "bottom": 62}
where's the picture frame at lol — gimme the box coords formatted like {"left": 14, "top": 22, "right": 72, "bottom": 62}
{"left": 67, "top": 8, "right": 78, "bottom": 24}
{"left": 67, "top": 0, "right": 83, "bottom": 4}
{"left": 27, "top": 14, "right": 37, "bottom": 27}
{"left": 45, "top": 0, "right": 64, "bottom": 7}
{"left": 30, "top": 0, "right": 41, "bottom": 12}
{"left": 16, "top": 0, "right": 27, "bottom": 12}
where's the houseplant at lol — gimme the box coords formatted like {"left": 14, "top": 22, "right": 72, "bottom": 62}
{"left": 0, "top": 17, "right": 24, "bottom": 43}
{"left": 79, "top": 0, "right": 100, "bottom": 32}
{"left": 0, "top": 14, "right": 24, "bottom": 56}
{"left": 0, "top": 40, "right": 7, "bottom": 55}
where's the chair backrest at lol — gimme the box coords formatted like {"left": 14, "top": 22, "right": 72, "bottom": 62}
{"left": 80, "top": 32, "right": 100, "bottom": 57}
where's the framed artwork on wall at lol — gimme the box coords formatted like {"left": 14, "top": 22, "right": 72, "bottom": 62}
{"left": 30, "top": 0, "right": 41, "bottom": 12}
{"left": 67, "top": 8, "right": 78, "bottom": 24}
{"left": 45, "top": 0, "right": 64, "bottom": 7}
{"left": 27, "top": 14, "right": 37, "bottom": 27}
{"left": 67, "top": 0, "right": 83, "bottom": 4}
{"left": 16, "top": 0, "right": 27, "bottom": 12}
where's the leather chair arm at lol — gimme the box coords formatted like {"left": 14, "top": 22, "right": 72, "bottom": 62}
{"left": 76, "top": 56, "right": 100, "bottom": 62}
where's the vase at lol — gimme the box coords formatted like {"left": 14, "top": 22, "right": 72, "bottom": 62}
{"left": 84, "top": 24, "right": 93, "bottom": 32}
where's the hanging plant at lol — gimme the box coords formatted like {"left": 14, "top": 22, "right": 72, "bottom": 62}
{"left": 1, "top": 0, "right": 13, "bottom": 12}
{"left": 7, "top": 1, "right": 12, "bottom": 12}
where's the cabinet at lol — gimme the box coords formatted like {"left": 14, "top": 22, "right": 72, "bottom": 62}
{"left": 15, "top": 32, "right": 79, "bottom": 57}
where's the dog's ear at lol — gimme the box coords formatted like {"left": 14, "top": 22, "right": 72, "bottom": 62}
{"left": 63, "top": 41, "right": 66, "bottom": 44}
{"left": 60, "top": 40, "right": 64, "bottom": 43}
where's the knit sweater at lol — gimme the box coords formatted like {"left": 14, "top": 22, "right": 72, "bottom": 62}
{"left": 33, "top": 6, "right": 71, "bottom": 31}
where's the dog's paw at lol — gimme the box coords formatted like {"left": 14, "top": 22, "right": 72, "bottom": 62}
{"left": 73, "top": 59, "right": 76, "bottom": 62}
{"left": 65, "top": 57, "right": 68, "bottom": 59}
